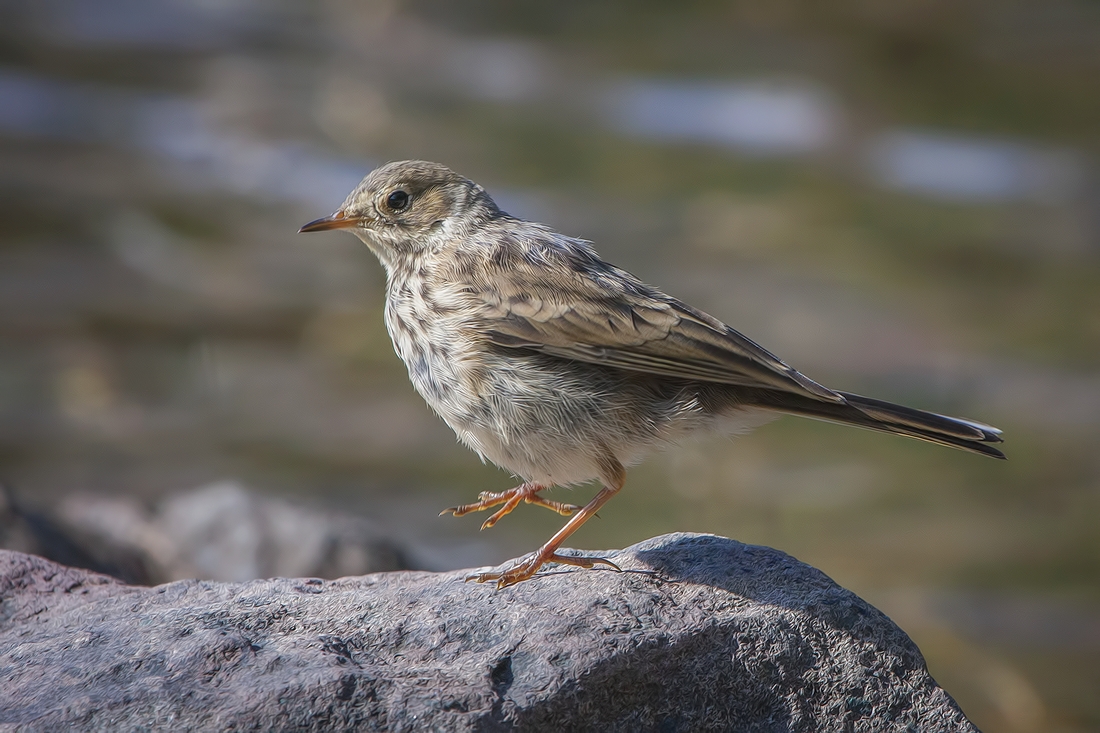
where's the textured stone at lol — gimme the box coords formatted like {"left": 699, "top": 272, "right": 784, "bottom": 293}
{"left": 0, "top": 533, "right": 976, "bottom": 732}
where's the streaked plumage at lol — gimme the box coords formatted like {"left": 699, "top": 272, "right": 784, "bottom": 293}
{"left": 300, "top": 160, "right": 1004, "bottom": 588}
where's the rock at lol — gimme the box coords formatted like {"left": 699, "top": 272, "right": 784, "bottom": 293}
{"left": 48, "top": 480, "right": 412, "bottom": 584}
{"left": 0, "top": 482, "right": 151, "bottom": 584}
{"left": 0, "top": 533, "right": 976, "bottom": 732}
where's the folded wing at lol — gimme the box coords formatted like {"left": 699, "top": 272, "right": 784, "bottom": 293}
{"left": 473, "top": 257, "right": 842, "bottom": 403}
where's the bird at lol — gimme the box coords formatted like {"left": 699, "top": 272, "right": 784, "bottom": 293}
{"left": 300, "top": 160, "right": 1004, "bottom": 588}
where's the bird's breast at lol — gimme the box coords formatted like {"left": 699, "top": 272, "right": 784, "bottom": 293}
{"left": 383, "top": 275, "right": 482, "bottom": 410}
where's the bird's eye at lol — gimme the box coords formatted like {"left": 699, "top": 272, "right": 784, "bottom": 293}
{"left": 385, "top": 190, "right": 410, "bottom": 211}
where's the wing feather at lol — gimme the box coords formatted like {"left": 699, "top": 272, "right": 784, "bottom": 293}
{"left": 471, "top": 255, "right": 842, "bottom": 403}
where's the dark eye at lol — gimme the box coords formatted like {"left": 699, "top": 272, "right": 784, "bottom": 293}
{"left": 385, "top": 189, "right": 409, "bottom": 211}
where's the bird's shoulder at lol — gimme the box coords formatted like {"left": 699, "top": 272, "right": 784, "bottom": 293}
{"left": 439, "top": 216, "right": 671, "bottom": 325}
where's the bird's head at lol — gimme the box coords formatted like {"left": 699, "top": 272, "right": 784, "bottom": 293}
{"left": 299, "top": 160, "right": 499, "bottom": 269}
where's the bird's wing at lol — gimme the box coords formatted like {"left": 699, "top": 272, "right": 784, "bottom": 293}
{"left": 471, "top": 257, "right": 843, "bottom": 403}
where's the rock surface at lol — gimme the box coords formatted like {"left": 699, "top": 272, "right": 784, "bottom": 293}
{"left": 0, "top": 533, "right": 976, "bottom": 732}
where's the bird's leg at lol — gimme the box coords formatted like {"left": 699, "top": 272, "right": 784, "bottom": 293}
{"left": 440, "top": 482, "right": 581, "bottom": 530}
{"left": 466, "top": 459, "right": 626, "bottom": 589}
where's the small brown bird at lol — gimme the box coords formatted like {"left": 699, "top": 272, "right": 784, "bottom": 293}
{"left": 301, "top": 160, "right": 1004, "bottom": 588}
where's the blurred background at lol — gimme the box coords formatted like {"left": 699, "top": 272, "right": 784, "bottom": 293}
{"left": 0, "top": 0, "right": 1098, "bottom": 729}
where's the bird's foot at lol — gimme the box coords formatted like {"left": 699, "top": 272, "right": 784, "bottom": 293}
{"left": 440, "top": 482, "right": 580, "bottom": 530}
{"left": 465, "top": 550, "right": 621, "bottom": 589}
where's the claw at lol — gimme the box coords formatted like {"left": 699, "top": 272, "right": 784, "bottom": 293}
{"left": 456, "top": 465, "right": 626, "bottom": 588}
{"left": 440, "top": 482, "right": 576, "bottom": 527}
{"left": 465, "top": 551, "right": 620, "bottom": 588}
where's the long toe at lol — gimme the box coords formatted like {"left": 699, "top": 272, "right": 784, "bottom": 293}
{"left": 544, "top": 552, "right": 621, "bottom": 571}
{"left": 440, "top": 504, "right": 476, "bottom": 517}
{"left": 440, "top": 495, "right": 509, "bottom": 517}
{"left": 525, "top": 496, "right": 582, "bottom": 516}
{"left": 462, "top": 551, "right": 621, "bottom": 588}
{"left": 464, "top": 553, "right": 545, "bottom": 588}
{"left": 441, "top": 483, "right": 544, "bottom": 522}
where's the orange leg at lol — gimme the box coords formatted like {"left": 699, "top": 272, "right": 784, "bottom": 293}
{"left": 466, "top": 461, "right": 626, "bottom": 588}
{"left": 440, "top": 482, "right": 581, "bottom": 530}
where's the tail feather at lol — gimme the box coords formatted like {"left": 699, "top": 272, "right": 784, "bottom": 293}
{"left": 748, "top": 389, "right": 1005, "bottom": 459}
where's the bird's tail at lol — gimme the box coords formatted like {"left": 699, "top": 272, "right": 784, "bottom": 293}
{"left": 748, "top": 390, "right": 1005, "bottom": 459}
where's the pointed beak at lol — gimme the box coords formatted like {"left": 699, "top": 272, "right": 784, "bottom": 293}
{"left": 298, "top": 209, "right": 365, "bottom": 233}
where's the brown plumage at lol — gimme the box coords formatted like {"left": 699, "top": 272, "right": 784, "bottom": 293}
{"left": 301, "top": 160, "right": 1004, "bottom": 588}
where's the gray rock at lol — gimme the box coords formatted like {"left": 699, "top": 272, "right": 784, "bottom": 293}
{"left": 52, "top": 481, "right": 412, "bottom": 584}
{"left": 0, "top": 533, "right": 976, "bottom": 732}
{"left": 0, "top": 482, "right": 151, "bottom": 584}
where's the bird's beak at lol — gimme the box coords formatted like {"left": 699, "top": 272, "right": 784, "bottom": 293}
{"left": 298, "top": 209, "right": 366, "bottom": 233}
